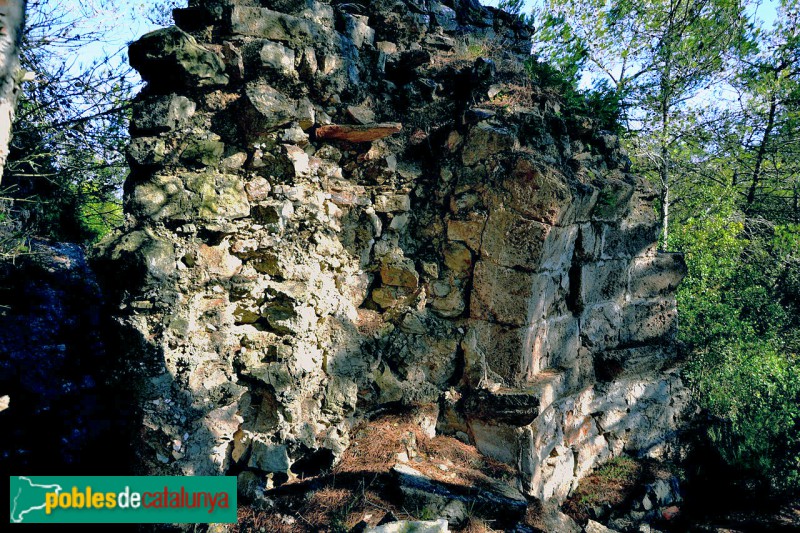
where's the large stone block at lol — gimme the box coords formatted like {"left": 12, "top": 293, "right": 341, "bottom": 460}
{"left": 468, "top": 420, "right": 521, "bottom": 466}
{"left": 464, "top": 320, "right": 527, "bottom": 385}
{"left": 446, "top": 218, "right": 485, "bottom": 251}
{"left": 184, "top": 172, "right": 251, "bottom": 221}
{"left": 594, "top": 345, "right": 671, "bottom": 381}
{"left": 629, "top": 253, "right": 687, "bottom": 299}
{"left": 481, "top": 208, "right": 576, "bottom": 271}
{"left": 130, "top": 174, "right": 189, "bottom": 221}
{"left": 259, "top": 40, "right": 297, "bottom": 79}
{"left": 580, "top": 302, "right": 623, "bottom": 350}
{"left": 621, "top": 298, "right": 678, "bottom": 345}
{"left": 471, "top": 261, "right": 536, "bottom": 326}
{"left": 472, "top": 265, "right": 568, "bottom": 326}
{"left": 601, "top": 221, "right": 659, "bottom": 259}
{"left": 230, "top": 6, "right": 320, "bottom": 44}
{"left": 501, "top": 157, "right": 573, "bottom": 225}
{"left": 129, "top": 27, "right": 228, "bottom": 89}
{"left": 534, "top": 315, "right": 581, "bottom": 372}
{"left": 464, "top": 388, "right": 542, "bottom": 426}
{"left": 579, "top": 259, "right": 629, "bottom": 305}
{"left": 131, "top": 94, "right": 196, "bottom": 134}
{"left": 248, "top": 439, "right": 291, "bottom": 473}
{"left": 575, "top": 223, "right": 604, "bottom": 261}
{"left": 242, "top": 80, "right": 301, "bottom": 133}
{"left": 380, "top": 254, "right": 419, "bottom": 288}
{"left": 591, "top": 176, "right": 634, "bottom": 222}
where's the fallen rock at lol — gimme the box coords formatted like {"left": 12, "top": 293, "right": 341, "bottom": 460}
{"left": 585, "top": 519, "right": 620, "bottom": 533}
{"left": 392, "top": 464, "right": 527, "bottom": 527}
{"left": 366, "top": 519, "right": 449, "bottom": 533}
{"left": 316, "top": 123, "right": 403, "bottom": 142}
{"left": 661, "top": 505, "right": 680, "bottom": 521}
{"left": 348, "top": 105, "right": 377, "bottom": 124}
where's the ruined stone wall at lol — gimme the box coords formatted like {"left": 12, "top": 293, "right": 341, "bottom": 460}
{"left": 97, "top": 0, "right": 689, "bottom": 502}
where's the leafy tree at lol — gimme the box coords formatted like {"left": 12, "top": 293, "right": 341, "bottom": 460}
{"left": 673, "top": 213, "right": 800, "bottom": 491}
{"left": 533, "top": 0, "right": 748, "bottom": 247}
{"left": 1, "top": 0, "right": 140, "bottom": 244}
{"left": 734, "top": 0, "right": 800, "bottom": 220}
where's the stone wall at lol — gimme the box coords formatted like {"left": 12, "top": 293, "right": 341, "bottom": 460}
{"left": 96, "top": 0, "right": 689, "bottom": 502}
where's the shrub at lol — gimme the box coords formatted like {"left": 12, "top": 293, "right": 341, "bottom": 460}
{"left": 673, "top": 212, "right": 800, "bottom": 493}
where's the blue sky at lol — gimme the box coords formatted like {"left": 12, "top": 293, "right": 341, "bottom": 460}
{"left": 53, "top": 0, "right": 783, "bottom": 99}
{"left": 480, "top": 0, "right": 779, "bottom": 27}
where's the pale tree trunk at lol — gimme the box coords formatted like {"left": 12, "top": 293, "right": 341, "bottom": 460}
{"left": 0, "top": 0, "right": 27, "bottom": 185}
{"left": 660, "top": 140, "right": 670, "bottom": 248}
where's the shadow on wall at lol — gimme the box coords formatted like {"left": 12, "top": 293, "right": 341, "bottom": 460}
{"left": 0, "top": 241, "right": 140, "bottom": 476}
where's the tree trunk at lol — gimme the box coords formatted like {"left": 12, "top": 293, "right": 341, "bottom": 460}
{"left": 660, "top": 141, "right": 670, "bottom": 248}
{"left": 745, "top": 93, "right": 778, "bottom": 214}
{"left": 0, "top": 0, "right": 27, "bottom": 185}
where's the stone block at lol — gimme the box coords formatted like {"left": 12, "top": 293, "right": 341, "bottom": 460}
{"left": 629, "top": 253, "right": 687, "bottom": 299}
{"left": 464, "top": 320, "right": 527, "bottom": 384}
{"left": 443, "top": 242, "right": 473, "bottom": 274}
{"left": 462, "top": 123, "right": 518, "bottom": 166}
{"left": 536, "top": 315, "right": 581, "bottom": 372}
{"left": 198, "top": 242, "right": 242, "bottom": 279}
{"left": 579, "top": 260, "right": 629, "bottom": 305}
{"left": 576, "top": 223, "right": 604, "bottom": 261}
{"left": 430, "top": 282, "right": 467, "bottom": 318}
{"left": 180, "top": 135, "right": 225, "bottom": 167}
{"left": 484, "top": 203, "right": 565, "bottom": 279}
{"left": 502, "top": 157, "right": 573, "bottom": 225}
{"left": 344, "top": 14, "right": 375, "bottom": 49}
{"left": 580, "top": 302, "right": 623, "bottom": 350}
{"left": 259, "top": 40, "right": 297, "bottom": 78}
{"left": 447, "top": 218, "right": 485, "bottom": 251}
{"left": 131, "top": 174, "right": 189, "bottom": 221}
{"left": 470, "top": 261, "right": 536, "bottom": 326}
{"left": 591, "top": 177, "right": 634, "bottom": 221}
{"left": 347, "top": 105, "right": 376, "bottom": 124}
{"left": 242, "top": 80, "right": 299, "bottom": 133}
{"left": 468, "top": 420, "right": 520, "bottom": 466}
{"left": 374, "top": 193, "right": 411, "bottom": 212}
{"left": 540, "top": 225, "right": 578, "bottom": 272}
{"left": 594, "top": 345, "right": 671, "bottom": 382}
{"left": 380, "top": 255, "right": 419, "bottom": 288}
{"left": 247, "top": 439, "right": 290, "bottom": 473}
{"left": 230, "top": 6, "right": 319, "bottom": 44}
{"left": 129, "top": 27, "right": 228, "bottom": 89}
{"left": 464, "top": 388, "right": 541, "bottom": 426}
{"left": 131, "top": 94, "right": 196, "bottom": 134}
{"left": 621, "top": 298, "right": 677, "bottom": 345}
{"left": 601, "top": 219, "right": 660, "bottom": 260}
{"left": 127, "top": 136, "right": 168, "bottom": 167}
{"left": 184, "top": 172, "right": 251, "bottom": 221}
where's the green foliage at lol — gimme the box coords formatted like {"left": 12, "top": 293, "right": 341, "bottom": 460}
{"left": 1, "top": 0, "right": 134, "bottom": 244}
{"left": 593, "top": 456, "right": 640, "bottom": 483}
{"left": 571, "top": 456, "right": 640, "bottom": 508}
{"left": 673, "top": 214, "right": 800, "bottom": 493}
{"left": 498, "top": 0, "right": 526, "bottom": 16}
{"left": 524, "top": 58, "right": 623, "bottom": 133}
